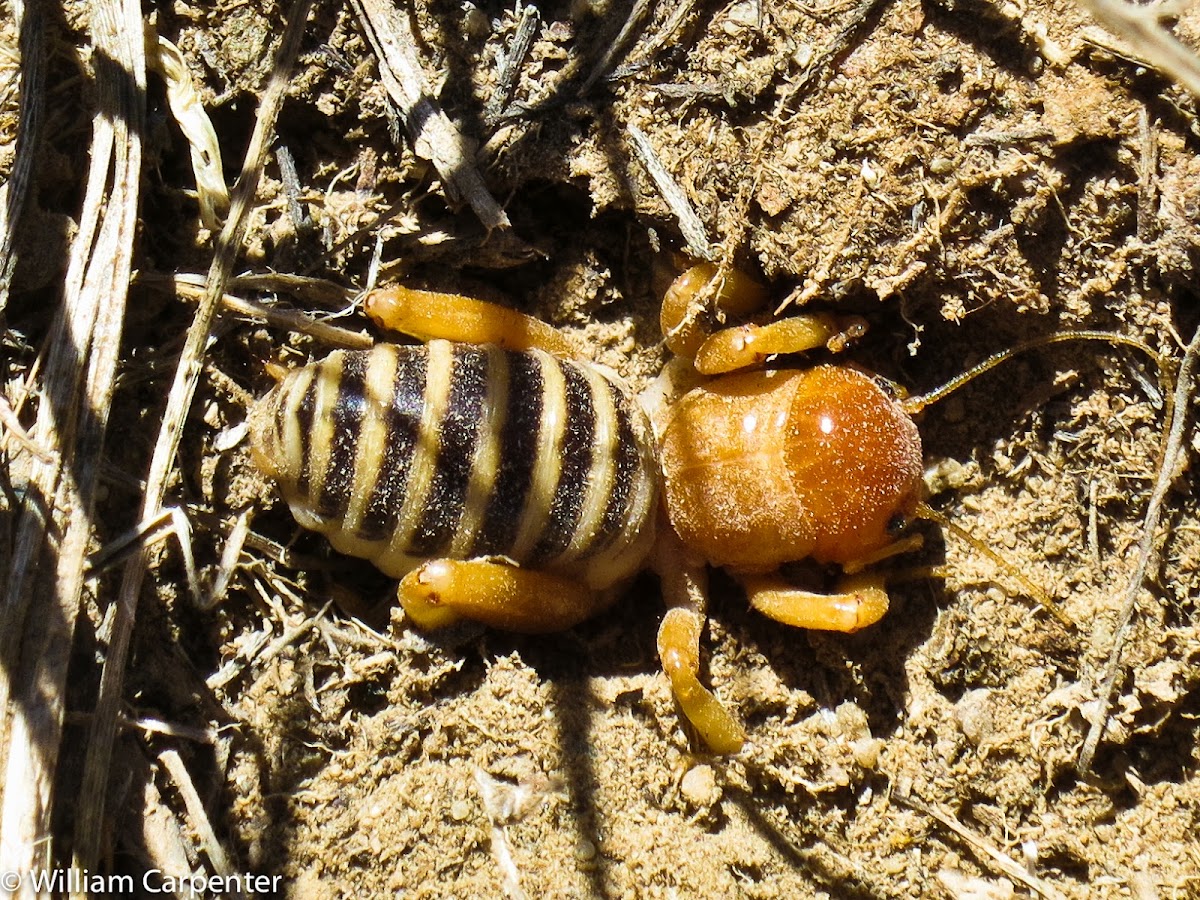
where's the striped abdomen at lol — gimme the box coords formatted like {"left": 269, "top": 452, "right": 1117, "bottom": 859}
{"left": 249, "top": 341, "right": 659, "bottom": 590}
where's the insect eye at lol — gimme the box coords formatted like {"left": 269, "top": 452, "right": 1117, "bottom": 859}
{"left": 886, "top": 513, "right": 909, "bottom": 535}
{"left": 868, "top": 374, "right": 907, "bottom": 402}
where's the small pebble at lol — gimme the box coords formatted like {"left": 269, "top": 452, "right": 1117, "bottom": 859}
{"left": 680, "top": 764, "right": 721, "bottom": 807}
{"left": 574, "top": 838, "right": 597, "bottom": 862}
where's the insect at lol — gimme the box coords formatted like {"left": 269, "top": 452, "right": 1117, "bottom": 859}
{"left": 248, "top": 266, "right": 1164, "bottom": 755}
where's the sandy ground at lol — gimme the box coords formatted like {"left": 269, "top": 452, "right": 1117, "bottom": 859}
{"left": 3, "top": 0, "right": 1200, "bottom": 896}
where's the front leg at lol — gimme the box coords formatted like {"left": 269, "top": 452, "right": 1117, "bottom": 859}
{"left": 693, "top": 314, "right": 868, "bottom": 375}
{"left": 741, "top": 570, "right": 889, "bottom": 632}
{"left": 659, "top": 263, "right": 868, "bottom": 375}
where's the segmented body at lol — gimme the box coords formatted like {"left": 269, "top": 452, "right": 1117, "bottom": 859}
{"left": 249, "top": 341, "right": 659, "bottom": 589}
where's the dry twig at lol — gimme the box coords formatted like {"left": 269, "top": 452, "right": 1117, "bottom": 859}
{"left": 84, "top": 506, "right": 201, "bottom": 606}
{"left": 352, "top": 0, "right": 513, "bottom": 235}
{"left": 893, "top": 790, "right": 1068, "bottom": 900}
{"left": 275, "top": 143, "right": 313, "bottom": 234}
{"left": 1078, "top": 324, "right": 1198, "bottom": 772}
{"left": 128, "top": 749, "right": 201, "bottom": 886}
{"left": 626, "top": 122, "right": 715, "bottom": 261}
{"left": 200, "top": 510, "right": 251, "bottom": 611}
{"left": 1135, "top": 107, "right": 1157, "bottom": 245}
{"left": 485, "top": 5, "right": 540, "bottom": 122}
{"left": 613, "top": 0, "right": 702, "bottom": 78}
{"left": 147, "top": 272, "right": 373, "bottom": 350}
{"left": 577, "top": 0, "right": 656, "bottom": 96}
{"left": 159, "top": 749, "right": 241, "bottom": 889}
{"left": 1075, "top": 0, "right": 1200, "bottom": 99}
{"left": 0, "top": 393, "right": 52, "bottom": 464}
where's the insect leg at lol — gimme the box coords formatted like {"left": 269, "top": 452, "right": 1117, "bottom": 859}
{"left": 363, "top": 286, "right": 581, "bottom": 358}
{"left": 659, "top": 262, "right": 867, "bottom": 375}
{"left": 742, "top": 571, "right": 889, "bottom": 632}
{"left": 661, "top": 263, "right": 769, "bottom": 359}
{"left": 692, "top": 314, "right": 868, "bottom": 375}
{"left": 653, "top": 531, "right": 746, "bottom": 754}
{"left": 398, "top": 558, "right": 608, "bottom": 633}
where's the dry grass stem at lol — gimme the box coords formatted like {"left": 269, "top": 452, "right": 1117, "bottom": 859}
{"left": 0, "top": 392, "right": 51, "bottom": 463}
{"left": 200, "top": 509, "right": 251, "bottom": 611}
{"left": 0, "top": 0, "right": 44, "bottom": 308}
{"left": 130, "top": 750, "right": 202, "bottom": 885}
{"left": 894, "top": 791, "right": 1068, "bottom": 900}
{"left": 225, "top": 272, "right": 358, "bottom": 308}
{"left": 145, "top": 24, "right": 229, "bottom": 230}
{"left": 1075, "top": 0, "right": 1200, "bottom": 99}
{"left": 158, "top": 748, "right": 240, "bottom": 885}
{"left": 486, "top": 4, "right": 540, "bottom": 122}
{"left": 577, "top": 0, "right": 655, "bottom": 96}
{"left": 275, "top": 144, "right": 311, "bottom": 235}
{"left": 252, "top": 599, "right": 335, "bottom": 673}
{"left": 152, "top": 273, "right": 373, "bottom": 350}
{"left": 84, "top": 506, "right": 201, "bottom": 606}
{"left": 126, "top": 716, "right": 217, "bottom": 744}
{"left": 69, "top": 0, "right": 315, "bottom": 872}
{"left": 1136, "top": 108, "right": 1157, "bottom": 244}
{"left": 1078, "top": 323, "right": 1199, "bottom": 772}
{"left": 0, "top": 0, "right": 145, "bottom": 886}
{"left": 626, "top": 122, "right": 715, "bottom": 261}
{"left": 615, "top": 0, "right": 702, "bottom": 78}
{"left": 205, "top": 625, "right": 273, "bottom": 693}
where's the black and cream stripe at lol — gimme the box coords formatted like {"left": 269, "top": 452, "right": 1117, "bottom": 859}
{"left": 249, "top": 341, "right": 659, "bottom": 590}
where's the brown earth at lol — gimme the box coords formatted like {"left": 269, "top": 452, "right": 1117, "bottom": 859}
{"left": 3, "top": 0, "right": 1200, "bottom": 896}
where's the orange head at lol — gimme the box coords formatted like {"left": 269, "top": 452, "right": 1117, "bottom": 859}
{"left": 660, "top": 365, "right": 924, "bottom": 570}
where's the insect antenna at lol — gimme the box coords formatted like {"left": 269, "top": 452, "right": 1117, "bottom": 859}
{"left": 900, "top": 330, "right": 1171, "bottom": 416}
{"left": 898, "top": 330, "right": 1172, "bottom": 628}
{"left": 911, "top": 501, "right": 1071, "bottom": 627}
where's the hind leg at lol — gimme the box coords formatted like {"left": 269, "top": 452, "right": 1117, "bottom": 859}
{"left": 399, "top": 558, "right": 608, "bottom": 633}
